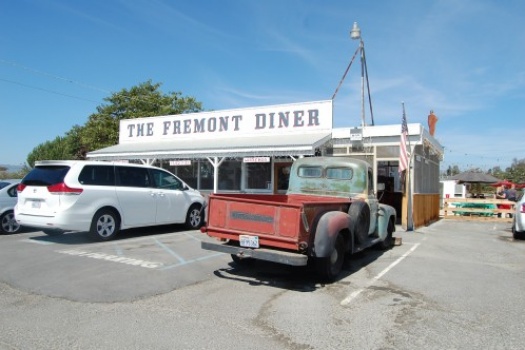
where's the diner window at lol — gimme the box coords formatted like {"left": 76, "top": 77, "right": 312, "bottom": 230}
{"left": 245, "top": 162, "right": 271, "bottom": 190}
{"left": 199, "top": 161, "right": 214, "bottom": 190}
{"left": 167, "top": 162, "right": 199, "bottom": 189}
{"left": 219, "top": 160, "right": 241, "bottom": 190}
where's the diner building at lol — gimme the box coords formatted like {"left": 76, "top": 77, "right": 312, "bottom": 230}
{"left": 87, "top": 100, "right": 444, "bottom": 229}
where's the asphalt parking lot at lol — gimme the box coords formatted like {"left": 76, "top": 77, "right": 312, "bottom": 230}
{"left": 0, "top": 225, "right": 226, "bottom": 302}
{"left": 2, "top": 220, "right": 525, "bottom": 349}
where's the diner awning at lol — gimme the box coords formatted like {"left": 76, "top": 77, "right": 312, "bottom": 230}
{"left": 86, "top": 132, "right": 332, "bottom": 161}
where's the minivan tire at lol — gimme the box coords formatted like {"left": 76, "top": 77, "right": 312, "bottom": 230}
{"left": 90, "top": 208, "right": 120, "bottom": 241}
{"left": 185, "top": 204, "right": 203, "bottom": 229}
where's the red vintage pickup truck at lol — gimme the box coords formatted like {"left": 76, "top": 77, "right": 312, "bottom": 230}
{"left": 201, "top": 156, "right": 396, "bottom": 280}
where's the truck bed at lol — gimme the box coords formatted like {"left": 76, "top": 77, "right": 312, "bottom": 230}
{"left": 204, "top": 193, "right": 351, "bottom": 251}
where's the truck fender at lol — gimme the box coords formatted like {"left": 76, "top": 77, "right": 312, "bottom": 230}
{"left": 313, "top": 211, "right": 351, "bottom": 258}
{"left": 377, "top": 204, "right": 396, "bottom": 240}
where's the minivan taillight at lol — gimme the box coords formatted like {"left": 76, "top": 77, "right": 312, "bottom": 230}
{"left": 47, "top": 182, "right": 83, "bottom": 195}
{"left": 17, "top": 184, "right": 27, "bottom": 192}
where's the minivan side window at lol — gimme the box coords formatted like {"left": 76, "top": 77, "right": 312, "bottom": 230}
{"left": 116, "top": 166, "right": 151, "bottom": 188}
{"left": 150, "top": 169, "right": 184, "bottom": 190}
{"left": 78, "top": 165, "right": 115, "bottom": 186}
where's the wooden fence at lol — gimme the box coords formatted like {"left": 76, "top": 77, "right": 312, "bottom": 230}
{"left": 443, "top": 197, "right": 516, "bottom": 222}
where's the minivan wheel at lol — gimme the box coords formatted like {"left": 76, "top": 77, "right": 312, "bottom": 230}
{"left": 185, "top": 204, "right": 203, "bottom": 229}
{"left": 90, "top": 209, "right": 120, "bottom": 241}
{"left": 0, "top": 210, "right": 21, "bottom": 234}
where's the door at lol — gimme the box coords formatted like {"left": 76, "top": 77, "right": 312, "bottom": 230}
{"left": 115, "top": 166, "right": 156, "bottom": 227}
{"left": 150, "top": 168, "right": 188, "bottom": 224}
{"left": 274, "top": 162, "right": 293, "bottom": 193}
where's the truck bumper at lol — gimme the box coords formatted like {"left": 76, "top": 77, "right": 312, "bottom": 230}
{"left": 201, "top": 241, "right": 308, "bottom": 266}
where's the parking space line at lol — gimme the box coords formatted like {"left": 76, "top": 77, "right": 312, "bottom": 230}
{"left": 182, "top": 231, "right": 201, "bottom": 241}
{"left": 154, "top": 238, "right": 186, "bottom": 263}
{"left": 340, "top": 241, "right": 422, "bottom": 306}
{"left": 160, "top": 252, "right": 224, "bottom": 270}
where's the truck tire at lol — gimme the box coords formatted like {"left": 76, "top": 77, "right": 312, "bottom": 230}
{"left": 316, "top": 233, "right": 345, "bottom": 281}
{"left": 348, "top": 201, "right": 370, "bottom": 244}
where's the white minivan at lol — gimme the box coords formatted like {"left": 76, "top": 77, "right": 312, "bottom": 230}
{"left": 15, "top": 160, "right": 206, "bottom": 241}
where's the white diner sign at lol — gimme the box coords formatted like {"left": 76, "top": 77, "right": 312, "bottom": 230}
{"left": 243, "top": 157, "right": 270, "bottom": 163}
{"left": 119, "top": 100, "right": 333, "bottom": 143}
{"left": 169, "top": 160, "right": 192, "bottom": 166}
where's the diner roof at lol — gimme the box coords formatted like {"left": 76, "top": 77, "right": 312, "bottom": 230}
{"left": 86, "top": 132, "right": 332, "bottom": 160}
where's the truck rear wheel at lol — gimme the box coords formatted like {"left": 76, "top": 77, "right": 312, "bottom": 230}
{"left": 316, "top": 233, "right": 345, "bottom": 281}
{"left": 348, "top": 201, "right": 370, "bottom": 244}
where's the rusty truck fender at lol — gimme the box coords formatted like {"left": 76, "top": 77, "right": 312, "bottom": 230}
{"left": 313, "top": 211, "right": 351, "bottom": 258}
{"left": 377, "top": 204, "right": 396, "bottom": 240}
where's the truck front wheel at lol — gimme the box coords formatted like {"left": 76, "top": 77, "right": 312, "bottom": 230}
{"left": 316, "top": 234, "right": 345, "bottom": 281}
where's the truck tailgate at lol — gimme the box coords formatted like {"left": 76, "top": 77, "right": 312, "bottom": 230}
{"left": 206, "top": 194, "right": 303, "bottom": 250}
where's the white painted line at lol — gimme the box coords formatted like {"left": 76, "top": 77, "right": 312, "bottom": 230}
{"left": 160, "top": 252, "right": 224, "bottom": 270}
{"left": 154, "top": 238, "right": 186, "bottom": 263}
{"left": 340, "top": 242, "right": 421, "bottom": 306}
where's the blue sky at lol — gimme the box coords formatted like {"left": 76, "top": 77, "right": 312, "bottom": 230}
{"left": 1, "top": 0, "right": 524, "bottom": 171}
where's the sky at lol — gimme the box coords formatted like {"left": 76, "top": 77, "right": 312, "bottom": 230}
{"left": 1, "top": 0, "right": 524, "bottom": 171}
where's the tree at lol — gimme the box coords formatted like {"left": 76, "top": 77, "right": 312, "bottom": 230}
{"left": 80, "top": 80, "right": 202, "bottom": 151}
{"left": 27, "top": 136, "right": 71, "bottom": 167}
{"left": 26, "top": 81, "right": 203, "bottom": 165}
{"left": 445, "top": 165, "right": 461, "bottom": 176}
{"left": 506, "top": 158, "right": 525, "bottom": 183}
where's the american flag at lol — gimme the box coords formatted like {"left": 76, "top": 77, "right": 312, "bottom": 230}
{"left": 399, "top": 107, "right": 409, "bottom": 173}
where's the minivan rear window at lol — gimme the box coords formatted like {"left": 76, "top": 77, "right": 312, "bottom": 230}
{"left": 22, "top": 166, "right": 70, "bottom": 186}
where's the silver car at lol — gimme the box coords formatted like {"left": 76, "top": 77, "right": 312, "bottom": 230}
{"left": 0, "top": 181, "right": 21, "bottom": 234}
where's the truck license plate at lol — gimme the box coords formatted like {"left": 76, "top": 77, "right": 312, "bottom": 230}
{"left": 240, "top": 235, "right": 259, "bottom": 248}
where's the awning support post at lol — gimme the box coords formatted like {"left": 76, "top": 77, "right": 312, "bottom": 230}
{"left": 207, "top": 157, "right": 226, "bottom": 194}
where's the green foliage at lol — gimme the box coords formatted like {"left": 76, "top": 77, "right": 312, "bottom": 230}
{"left": 26, "top": 136, "right": 71, "bottom": 167}
{"left": 25, "top": 80, "right": 203, "bottom": 165}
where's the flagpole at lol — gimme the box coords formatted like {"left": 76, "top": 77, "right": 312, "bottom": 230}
{"left": 400, "top": 102, "right": 414, "bottom": 231}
